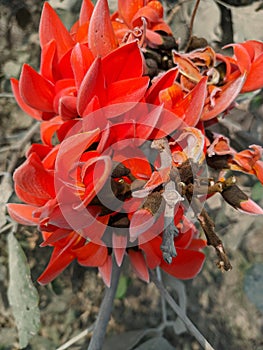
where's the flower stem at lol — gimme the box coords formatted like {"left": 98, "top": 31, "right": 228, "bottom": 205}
{"left": 88, "top": 258, "right": 121, "bottom": 350}
{"left": 149, "top": 269, "right": 215, "bottom": 350}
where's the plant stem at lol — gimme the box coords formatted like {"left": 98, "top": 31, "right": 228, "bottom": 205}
{"left": 88, "top": 258, "right": 121, "bottom": 350}
{"left": 149, "top": 269, "right": 215, "bottom": 350}
{"left": 185, "top": 0, "right": 201, "bottom": 52}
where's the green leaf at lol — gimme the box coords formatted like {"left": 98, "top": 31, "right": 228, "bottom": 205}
{"left": 7, "top": 232, "right": 40, "bottom": 348}
{"left": 115, "top": 275, "right": 128, "bottom": 299}
{"left": 133, "top": 337, "right": 176, "bottom": 350}
{"left": 251, "top": 182, "right": 263, "bottom": 202}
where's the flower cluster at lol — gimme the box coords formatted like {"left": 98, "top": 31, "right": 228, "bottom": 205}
{"left": 8, "top": 0, "right": 263, "bottom": 286}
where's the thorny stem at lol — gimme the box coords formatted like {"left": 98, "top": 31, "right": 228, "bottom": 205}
{"left": 88, "top": 258, "right": 121, "bottom": 350}
{"left": 150, "top": 269, "right": 215, "bottom": 350}
{"left": 184, "top": 0, "right": 201, "bottom": 52}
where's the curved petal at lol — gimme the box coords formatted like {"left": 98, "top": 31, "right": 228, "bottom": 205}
{"left": 13, "top": 153, "right": 55, "bottom": 203}
{"left": 102, "top": 41, "right": 143, "bottom": 84}
{"left": 160, "top": 248, "right": 205, "bottom": 279}
{"left": 79, "top": 0, "right": 94, "bottom": 25}
{"left": 7, "top": 203, "right": 39, "bottom": 226}
{"left": 10, "top": 78, "right": 42, "bottom": 120}
{"left": 77, "top": 57, "right": 105, "bottom": 115}
{"left": 19, "top": 64, "right": 55, "bottom": 112}
{"left": 128, "top": 250, "right": 150, "bottom": 282}
{"left": 146, "top": 68, "right": 179, "bottom": 105}
{"left": 88, "top": 0, "right": 118, "bottom": 57}
{"left": 39, "top": 2, "right": 74, "bottom": 59}
{"left": 71, "top": 43, "right": 94, "bottom": 90}
{"left": 113, "top": 233, "right": 127, "bottom": 266}
{"left": 107, "top": 76, "right": 149, "bottom": 105}
{"left": 118, "top": 0, "right": 144, "bottom": 26}
{"left": 241, "top": 53, "right": 263, "bottom": 92}
{"left": 76, "top": 242, "right": 108, "bottom": 266}
{"left": 201, "top": 74, "right": 246, "bottom": 121}
{"left": 98, "top": 255, "right": 112, "bottom": 287}
{"left": 40, "top": 116, "right": 64, "bottom": 146}
{"left": 40, "top": 40, "right": 57, "bottom": 82}
{"left": 38, "top": 234, "right": 84, "bottom": 285}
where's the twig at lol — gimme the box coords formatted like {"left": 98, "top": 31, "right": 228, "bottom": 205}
{"left": 87, "top": 258, "right": 121, "bottom": 350}
{"left": 56, "top": 325, "right": 94, "bottom": 350}
{"left": 156, "top": 267, "right": 167, "bottom": 323}
{"left": 184, "top": 0, "right": 201, "bottom": 52}
{"left": 150, "top": 269, "right": 215, "bottom": 350}
{"left": 0, "top": 92, "right": 14, "bottom": 98}
{"left": 0, "top": 222, "right": 14, "bottom": 234}
{"left": 166, "top": 0, "right": 189, "bottom": 25}
{"left": 6, "top": 122, "right": 39, "bottom": 174}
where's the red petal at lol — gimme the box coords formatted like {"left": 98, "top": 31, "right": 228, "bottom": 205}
{"left": 88, "top": 0, "right": 118, "bottom": 57}
{"left": 241, "top": 40, "right": 263, "bottom": 60}
{"left": 239, "top": 199, "right": 263, "bottom": 215}
{"left": 107, "top": 77, "right": 149, "bottom": 105}
{"left": 55, "top": 129, "right": 101, "bottom": 176}
{"left": 40, "top": 228, "right": 71, "bottom": 246}
{"left": 145, "top": 29, "right": 163, "bottom": 47}
{"left": 140, "top": 236, "right": 162, "bottom": 269}
{"left": 77, "top": 57, "right": 105, "bottom": 115}
{"left": 71, "top": 43, "right": 94, "bottom": 89}
{"left": 79, "top": 0, "right": 94, "bottom": 25}
{"left": 13, "top": 153, "right": 55, "bottom": 204}
{"left": 129, "top": 250, "right": 149, "bottom": 282}
{"left": 187, "top": 238, "right": 207, "bottom": 250}
{"left": 38, "top": 233, "right": 85, "bottom": 284}
{"left": 241, "top": 53, "right": 263, "bottom": 92}
{"left": 201, "top": 74, "right": 246, "bottom": 121}
{"left": 129, "top": 209, "right": 155, "bottom": 242}
{"left": 98, "top": 255, "right": 113, "bottom": 287}
{"left": 254, "top": 160, "right": 263, "bottom": 184}
{"left": 113, "top": 233, "right": 127, "bottom": 266}
{"left": 179, "top": 76, "right": 207, "bottom": 126}
{"left": 146, "top": 68, "right": 179, "bottom": 104}
{"left": 160, "top": 248, "right": 205, "bottom": 279}
{"left": 102, "top": 41, "right": 143, "bottom": 84}
{"left": 40, "top": 40, "right": 57, "bottom": 82}
{"left": 7, "top": 203, "right": 38, "bottom": 226}
{"left": 132, "top": 5, "right": 159, "bottom": 26}
{"left": 80, "top": 214, "right": 109, "bottom": 243}
{"left": 58, "top": 51, "right": 74, "bottom": 79}
{"left": 19, "top": 64, "right": 55, "bottom": 112}
{"left": 173, "top": 51, "right": 202, "bottom": 82}
{"left": 59, "top": 95, "right": 78, "bottom": 120}
{"left": 118, "top": 0, "right": 144, "bottom": 25}
{"left": 228, "top": 43, "right": 251, "bottom": 74}
{"left": 80, "top": 156, "right": 113, "bottom": 207}
{"left": 40, "top": 116, "right": 64, "bottom": 146}
{"left": 76, "top": 242, "right": 108, "bottom": 266}
{"left": 39, "top": 2, "right": 74, "bottom": 59}
{"left": 10, "top": 78, "right": 42, "bottom": 120}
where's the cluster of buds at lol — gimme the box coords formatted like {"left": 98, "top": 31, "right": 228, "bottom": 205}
{"left": 8, "top": 0, "right": 263, "bottom": 286}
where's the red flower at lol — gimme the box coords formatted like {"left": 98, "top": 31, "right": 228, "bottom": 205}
{"left": 111, "top": 0, "right": 172, "bottom": 47}
{"left": 170, "top": 47, "right": 247, "bottom": 122}
{"left": 8, "top": 113, "right": 207, "bottom": 286}
{"left": 11, "top": 0, "right": 148, "bottom": 126}
{"left": 231, "top": 145, "right": 263, "bottom": 185}
{"left": 218, "top": 40, "right": 263, "bottom": 93}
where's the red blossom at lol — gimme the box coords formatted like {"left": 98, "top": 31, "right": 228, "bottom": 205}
{"left": 8, "top": 0, "right": 263, "bottom": 287}
{"left": 112, "top": 0, "right": 172, "bottom": 47}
